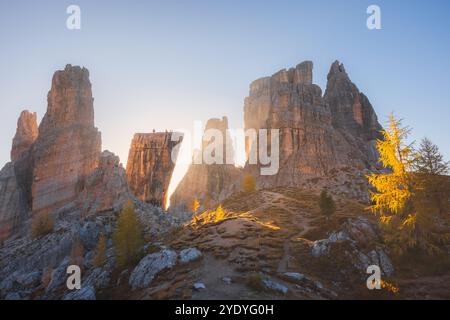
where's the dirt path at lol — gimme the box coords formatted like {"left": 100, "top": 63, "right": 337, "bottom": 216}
{"left": 247, "top": 190, "right": 317, "bottom": 273}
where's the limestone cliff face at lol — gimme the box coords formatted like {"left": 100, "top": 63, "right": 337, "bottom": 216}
{"left": 11, "top": 111, "right": 38, "bottom": 162}
{"left": 170, "top": 117, "right": 242, "bottom": 209}
{"left": 126, "top": 132, "right": 183, "bottom": 208}
{"left": 0, "top": 111, "right": 38, "bottom": 241}
{"left": 324, "top": 61, "right": 381, "bottom": 141}
{"left": 244, "top": 61, "right": 382, "bottom": 199}
{"left": 32, "top": 65, "right": 102, "bottom": 214}
{"left": 0, "top": 163, "right": 30, "bottom": 241}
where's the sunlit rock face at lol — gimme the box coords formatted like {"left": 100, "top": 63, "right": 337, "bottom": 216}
{"left": 244, "top": 61, "right": 382, "bottom": 199}
{"left": 170, "top": 116, "right": 242, "bottom": 210}
{"left": 32, "top": 65, "right": 102, "bottom": 214}
{"left": 126, "top": 132, "right": 183, "bottom": 208}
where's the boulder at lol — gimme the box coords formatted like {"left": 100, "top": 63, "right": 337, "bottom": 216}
{"left": 63, "top": 285, "right": 96, "bottom": 300}
{"left": 129, "top": 249, "right": 177, "bottom": 290}
{"left": 193, "top": 282, "right": 206, "bottom": 290}
{"left": 78, "top": 151, "right": 131, "bottom": 216}
{"left": 262, "top": 278, "right": 288, "bottom": 295}
{"left": 179, "top": 247, "right": 202, "bottom": 264}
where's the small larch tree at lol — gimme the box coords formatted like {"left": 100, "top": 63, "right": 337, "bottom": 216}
{"left": 191, "top": 198, "right": 200, "bottom": 215}
{"left": 242, "top": 174, "right": 256, "bottom": 193}
{"left": 319, "top": 189, "right": 336, "bottom": 218}
{"left": 113, "top": 200, "right": 145, "bottom": 269}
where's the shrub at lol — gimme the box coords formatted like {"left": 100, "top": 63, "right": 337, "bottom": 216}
{"left": 31, "top": 212, "right": 54, "bottom": 238}
{"left": 246, "top": 272, "right": 264, "bottom": 291}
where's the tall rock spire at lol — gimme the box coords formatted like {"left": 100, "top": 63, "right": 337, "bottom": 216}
{"left": 11, "top": 110, "right": 38, "bottom": 162}
{"left": 31, "top": 65, "right": 102, "bottom": 214}
{"left": 324, "top": 60, "right": 382, "bottom": 141}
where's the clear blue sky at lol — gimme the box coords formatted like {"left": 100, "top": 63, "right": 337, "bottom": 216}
{"left": 1, "top": 0, "right": 450, "bottom": 172}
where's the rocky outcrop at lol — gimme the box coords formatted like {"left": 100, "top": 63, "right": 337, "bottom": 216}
{"left": 325, "top": 61, "right": 381, "bottom": 141}
{"left": 170, "top": 117, "right": 242, "bottom": 209}
{"left": 11, "top": 111, "right": 38, "bottom": 162}
{"left": 78, "top": 151, "right": 130, "bottom": 216}
{"left": 0, "top": 111, "right": 37, "bottom": 241}
{"left": 32, "top": 65, "right": 102, "bottom": 214}
{"left": 179, "top": 247, "right": 202, "bottom": 264}
{"left": 126, "top": 132, "right": 183, "bottom": 208}
{"left": 243, "top": 60, "right": 382, "bottom": 199}
{"left": 129, "top": 249, "right": 178, "bottom": 290}
{"left": 311, "top": 217, "right": 394, "bottom": 277}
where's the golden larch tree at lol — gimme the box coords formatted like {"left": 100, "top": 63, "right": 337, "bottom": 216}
{"left": 368, "top": 114, "right": 450, "bottom": 255}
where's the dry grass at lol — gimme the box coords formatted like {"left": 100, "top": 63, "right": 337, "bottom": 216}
{"left": 31, "top": 212, "right": 54, "bottom": 239}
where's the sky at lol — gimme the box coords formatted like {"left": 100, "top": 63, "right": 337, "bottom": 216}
{"left": 1, "top": 0, "right": 450, "bottom": 201}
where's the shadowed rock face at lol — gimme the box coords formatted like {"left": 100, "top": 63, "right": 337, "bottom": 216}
{"left": 243, "top": 60, "right": 382, "bottom": 199}
{"left": 126, "top": 132, "right": 183, "bottom": 208}
{"left": 0, "top": 111, "right": 38, "bottom": 241}
{"left": 78, "top": 150, "right": 131, "bottom": 216}
{"left": 170, "top": 116, "right": 242, "bottom": 210}
{"left": 324, "top": 61, "right": 382, "bottom": 141}
{"left": 32, "top": 65, "right": 102, "bottom": 214}
{"left": 0, "top": 163, "right": 30, "bottom": 241}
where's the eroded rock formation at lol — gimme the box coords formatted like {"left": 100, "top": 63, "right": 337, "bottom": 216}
{"left": 126, "top": 132, "right": 183, "bottom": 208}
{"left": 244, "top": 60, "right": 381, "bottom": 199}
{"left": 32, "top": 65, "right": 102, "bottom": 214}
{"left": 170, "top": 117, "right": 242, "bottom": 209}
{"left": 325, "top": 61, "right": 381, "bottom": 141}
{"left": 78, "top": 151, "right": 131, "bottom": 215}
{"left": 11, "top": 111, "right": 38, "bottom": 162}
